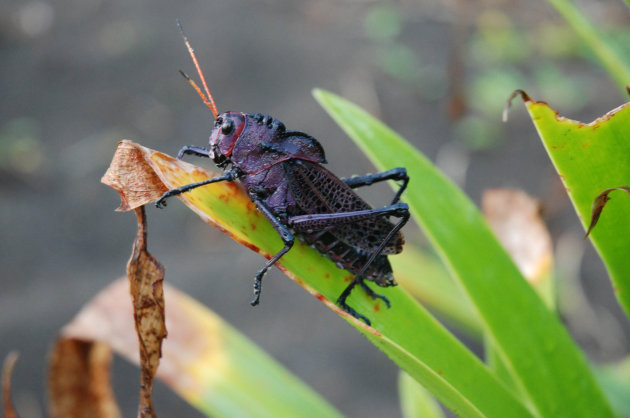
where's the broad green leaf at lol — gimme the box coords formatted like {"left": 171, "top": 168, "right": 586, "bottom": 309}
{"left": 313, "top": 89, "right": 613, "bottom": 417}
{"left": 509, "top": 91, "right": 630, "bottom": 318}
{"left": 398, "top": 371, "right": 445, "bottom": 418}
{"left": 60, "top": 278, "right": 342, "bottom": 418}
{"left": 108, "top": 141, "right": 532, "bottom": 417}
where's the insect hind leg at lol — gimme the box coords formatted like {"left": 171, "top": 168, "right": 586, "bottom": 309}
{"left": 342, "top": 168, "right": 408, "bottom": 204}
{"left": 336, "top": 206, "right": 410, "bottom": 325}
{"left": 337, "top": 279, "right": 371, "bottom": 325}
{"left": 359, "top": 280, "right": 391, "bottom": 308}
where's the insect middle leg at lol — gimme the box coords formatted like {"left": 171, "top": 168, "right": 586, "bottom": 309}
{"left": 250, "top": 198, "right": 295, "bottom": 306}
{"left": 342, "top": 168, "right": 408, "bottom": 204}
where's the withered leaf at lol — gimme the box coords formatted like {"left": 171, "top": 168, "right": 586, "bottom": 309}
{"left": 585, "top": 186, "right": 630, "bottom": 238}
{"left": 127, "top": 207, "right": 167, "bottom": 418}
{"left": 482, "top": 188, "right": 552, "bottom": 283}
{"left": 2, "top": 351, "right": 19, "bottom": 418}
{"left": 101, "top": 140, "right": 169, "bottom": 211}
{"left": 48, "top": 340, "right": 120, "bottom": 418}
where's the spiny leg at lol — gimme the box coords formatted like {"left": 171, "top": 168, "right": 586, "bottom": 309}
{"left": 337, "top": 208, "right": 410, "bottom": 325}
{"left": 250, "top": 198, "right": 295, "bottom": 306}
{"left": 155, "top": 168, "right": 239, "bottom": 208}
{"left": 342, "top": 168, "right": 409, "bottom": 204}
{"left": 288, "top": 202, "right": 409, "bottom": 232}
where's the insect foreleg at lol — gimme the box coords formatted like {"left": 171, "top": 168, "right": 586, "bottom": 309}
{"left": 250, "top": 198, "right": 295, "bottom": 306}
{"left": 342, "top": 168, "right": 408, "bottom": 204}
{"left": 176, "top": 145, "right": 212, "bottom": 159}
{"left": 155, "top": 168, "right": 240, "bottom": 208}
{"left": 287, "top": 202, "right": 409, "bottom": 232}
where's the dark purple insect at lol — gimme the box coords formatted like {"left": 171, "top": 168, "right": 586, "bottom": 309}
{"left": 157, "top": 23, "right": 410, "bottom": 325}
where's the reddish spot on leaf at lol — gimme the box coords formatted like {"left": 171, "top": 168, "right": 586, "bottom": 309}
{"left": 250, "top": 223, "right": 257, "bottom": 231}
{"left": 243, "top": 242, "right": 261, "bottom": 253}
{"left": 374, "top": 303, "right": 380, "bottom": 312}
{"left": 324, "top": 273, "right": 330, "bottom": 279}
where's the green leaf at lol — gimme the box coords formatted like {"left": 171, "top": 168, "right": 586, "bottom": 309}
{"left": 393, "top": 246, "right": 481, "bottom": 337}
{"left": 162, "top": 283, "right": 344, "bottom": 418}
{"left": 313, "top": 89, "right": 613, "bottom": 417}
{"left": 508, "top": 91, "right": 630, "bottom": 318}
{"left": 398, "top": 371, "right": 445, "bottom": 418}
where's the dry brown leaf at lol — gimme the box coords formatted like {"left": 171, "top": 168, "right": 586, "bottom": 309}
{"left": 48, "top": 340, "right": 120, "bottom": 418}
{"left": 126, "top": 207, "right": 167, "bottom": 418}
{"left": 51, "top": 210, "right": 166, "bottom": 418}
{"left": 482, "top": 188, "right": 552, "bottom": 284}
{"left": 102, "top": 142, "right": 169, "bottom": 417}
{"left": 2, "top": 351, "right": 19, "bottom": 418}
{"left": 585, "top": 186, "right": 630, "bottom": 238}
{"left": 101, "top": 140, "right": 168, "bottom": 211}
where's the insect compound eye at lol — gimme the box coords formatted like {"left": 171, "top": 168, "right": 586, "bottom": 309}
{"left": 221, "top": 118, "right": 235, "bottom": 135}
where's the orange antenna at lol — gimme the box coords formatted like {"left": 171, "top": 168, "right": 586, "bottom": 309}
{"left": 176, "top": 19, "right": 219, "bottom": 119}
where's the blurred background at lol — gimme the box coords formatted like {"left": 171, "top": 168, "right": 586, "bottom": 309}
{"left": 1, "top": 0, "right": 630, "bottom": 416}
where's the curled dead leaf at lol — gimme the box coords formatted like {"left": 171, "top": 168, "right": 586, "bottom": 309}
{"left": 101, "top": 140, "right": 169, "bottom": 211}
{"left": 482, "top": 188, "right": 552, "bottom": 284}
{"left": 585, "top": 186, "right": 630, "bottom": 238}
{"left": 2, "top": 351, "right": 19, "bottom": 418}
{"left": 127, "top": 207, "right": 167, "bottom": 418}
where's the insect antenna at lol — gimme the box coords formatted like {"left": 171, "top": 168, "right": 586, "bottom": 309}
{"left": 176, "top": 19, "right": 219, "bottom": 119}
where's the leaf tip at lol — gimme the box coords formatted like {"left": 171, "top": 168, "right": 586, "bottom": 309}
{"left": 502, "top": 89, "right": 531, "bottom": 122}
{"left": 311, "top": 88, "right": 328, "bottom": 104}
